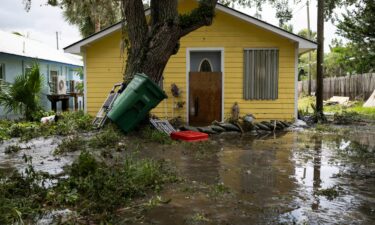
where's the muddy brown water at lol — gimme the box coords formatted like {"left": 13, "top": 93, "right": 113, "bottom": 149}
{"left": 1, "top": 125, "right": 375, "bottom": 225}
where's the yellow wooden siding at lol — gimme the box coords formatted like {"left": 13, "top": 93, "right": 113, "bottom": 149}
{"left": 85, "top": 1, "right": 296, "bottom": 122}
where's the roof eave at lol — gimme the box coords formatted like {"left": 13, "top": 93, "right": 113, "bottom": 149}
{"left": 64, "top": 4, "right": 317, "bottom": 54}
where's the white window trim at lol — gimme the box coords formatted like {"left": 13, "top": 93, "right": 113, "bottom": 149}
{"left": 0, "top": 63, "right": 5, "bottom": 81}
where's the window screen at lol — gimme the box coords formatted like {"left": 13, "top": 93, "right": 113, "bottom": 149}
{"left": 243, "top": 49, "right": 279, "bottom": 100}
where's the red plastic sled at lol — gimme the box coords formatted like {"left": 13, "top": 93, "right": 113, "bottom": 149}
{"left": 170, "top": 131, "right": 209, "bottom": 142}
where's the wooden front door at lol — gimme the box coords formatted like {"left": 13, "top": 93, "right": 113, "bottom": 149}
{"left": 189, "top": 72, "right": 222, "bottom": 126}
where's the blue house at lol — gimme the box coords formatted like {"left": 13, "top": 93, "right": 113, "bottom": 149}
{"left": 0, "top": 30, "right": 83, "bottom": 118}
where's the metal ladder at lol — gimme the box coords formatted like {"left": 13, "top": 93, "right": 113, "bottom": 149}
{"left": 92, "top": 83, "right": 123, "bottom": 129}
{"left": 150, "top": 118, "right": 176, "bottom": 135}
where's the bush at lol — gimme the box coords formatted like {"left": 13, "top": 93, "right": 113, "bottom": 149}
{"left": 0, "top": 63, "right": 43, "bottom": 121}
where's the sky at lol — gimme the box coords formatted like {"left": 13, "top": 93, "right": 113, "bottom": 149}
{"left": 0, "top": 0, "right": 81, "bottom": 50}
{"left": 0, "top": 0, "right": 344, "bottom": 52}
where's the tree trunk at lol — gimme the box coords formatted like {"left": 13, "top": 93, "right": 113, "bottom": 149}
{"left": 316, "top": 0, "right": 324, "bottom": 120}
{"left": 121, "top": 0, "right": 217, "bottom": 85}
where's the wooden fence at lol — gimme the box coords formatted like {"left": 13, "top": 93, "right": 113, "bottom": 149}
{"left": 298, "top": 73, "right": 375, "bottom": 100}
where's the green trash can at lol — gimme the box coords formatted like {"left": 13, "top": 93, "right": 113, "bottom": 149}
{"left": 107, "top": 73, "right": 167, "bottom": 132}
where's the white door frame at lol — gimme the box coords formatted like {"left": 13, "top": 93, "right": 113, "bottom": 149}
{"left": 186, "top": 47, "right": 225, "bottom": 124}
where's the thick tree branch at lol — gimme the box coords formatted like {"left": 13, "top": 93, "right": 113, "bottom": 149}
{"left": 121, "top": 0, "right": 148, "bottom": 50}
{"left": 150, "top": 0, "right": 178, "bottom": 28}
{"left": 178, "top": 0, "right": 218, "bottom": 37}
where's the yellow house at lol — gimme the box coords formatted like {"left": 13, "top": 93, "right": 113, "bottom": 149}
{"left": 64, "top": 0, "right": 316, "bottom": 125}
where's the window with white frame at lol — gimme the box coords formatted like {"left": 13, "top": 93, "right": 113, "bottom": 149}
{"left": 0, "top": 63, "right": 5, "bottom": 81}
{"left": 49, "top": 70, "right": 59, "bottom": 94}
{"left": 243, "top": 49, "right": 279, "bottom": 100}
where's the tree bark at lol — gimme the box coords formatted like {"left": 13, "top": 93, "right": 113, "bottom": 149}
{"left": 121, "top": 0, "right": 217, "bottom": 85}
{"left": 316, "top": 0, "right": 324, "bottom": 119}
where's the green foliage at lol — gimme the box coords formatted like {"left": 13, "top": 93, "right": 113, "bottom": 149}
{"left": 0, "top": 63, "right": 43, "bottom": 121}
{"left": 61, "top": 0, "right": 121, "bottom": 37}
{"left": 51, "top": 151, "right": 176, "bottom": 220}
{"left": 54, "top": 135, "right": 86, "bottom": 155}
{"left": 281, "top": 23, "right": 293, "bottom": 33}
{"left": 88, "top": 125, "right": 122, "bottom": 148}
{"left": 0, "top": 156, "right": 49, "bottom": 225}
{"left": 298, "top": 28, "right": 317, "bottom": 41}
{"left": 141, "top": 127, "right": 173, "bottom": 145}
{"left": 316, "top": 185, "right": 342, "bottom": 200}
{"left": 299, "top": 96, "right": 375, "bottom": 122}
{"left": 337, "top": 0, "right": 375, "bottom": 72}
{"left": 0, "top": 150, "right": 177, "bottom": 223}
{"left": 209, "top": 183, "right": 231, "bottom": 197}
{"left": 0, "top": 111, "right": 93, "bottom": 141}
{"left": 4, "top": 145, "right": 22, "bottom": 154}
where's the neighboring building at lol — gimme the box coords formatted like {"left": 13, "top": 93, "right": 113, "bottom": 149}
{"left": 0, "top": 30, "right": 83, "bottom": 118}
{"left": 65, "top": 0, "right": 317, "bottom": 125}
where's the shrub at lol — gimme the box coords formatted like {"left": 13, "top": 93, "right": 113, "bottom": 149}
{"left": 0, "top": 63, "right": 43, "bottom": 121}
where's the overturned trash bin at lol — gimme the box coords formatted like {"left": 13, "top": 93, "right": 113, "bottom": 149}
{"left": 108, "top": 73, "right": 167, "bottom": 132}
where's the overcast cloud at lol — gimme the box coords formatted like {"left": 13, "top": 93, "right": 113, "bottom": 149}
{"left": 0, "top": 0, "right": 343, "bottom": 52}
{"left": 0, "top": 0, "right": 81, "bottom": 50}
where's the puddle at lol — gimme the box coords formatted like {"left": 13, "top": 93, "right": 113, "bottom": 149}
{"left": 140, "top": 126, "right": 375, "bottom": 225}
{"left": 0, "top": 136, "right": 78, "bottom": 175}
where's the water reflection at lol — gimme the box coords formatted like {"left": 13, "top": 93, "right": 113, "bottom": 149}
{"left": 311, "top": 136, "right": 322, "bottom": 211}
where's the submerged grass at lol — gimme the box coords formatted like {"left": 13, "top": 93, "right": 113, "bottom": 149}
{"left": 54, "top": 135, "right": 86, "bottom": 155}
{"left": 0, "top": 151, "right": 177, "bottom": 223}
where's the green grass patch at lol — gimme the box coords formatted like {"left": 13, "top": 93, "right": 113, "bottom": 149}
{"left": 141, "top": 127, "right": 174, "bottom": 145}
{"left": 88, "top": 125, "right": 123, "bottom": 148}
{"left": 298, "top": 96, "right": 375, "bottom": 122}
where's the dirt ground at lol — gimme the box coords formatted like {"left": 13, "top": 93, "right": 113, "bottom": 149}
{"left": 1, "top": 124, "right": 375, "bottom": 225}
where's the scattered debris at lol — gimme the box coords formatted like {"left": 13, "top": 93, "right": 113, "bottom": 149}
{"left": 316, "top": 185, "right": 342, "bottom": 200}
{"left": 171, "top": 131, "right": 209, "bottom": 142}
{"left": 150, "top": 118, "right": 176, "bottom": 135}
{"left": 40, "top": 115, "right": 59, "bottom": 124}
{"left": 363, "top": 89, "right": 375, "bottom": 107}
{"left": 231, "top": 102, "right": 240, "bottom": 121}
{"left": 324, "top": 96, "right": 350, "bottom": 106}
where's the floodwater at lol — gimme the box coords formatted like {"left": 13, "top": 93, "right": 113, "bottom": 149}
{"left": 0, "top": 137, "right": 76, "bottom": 176}
{"left": 140, "top": 126, "right": 375, "bottom": 225}
{"left": 1, "top": 125, "right": 375, "bottom": 224}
